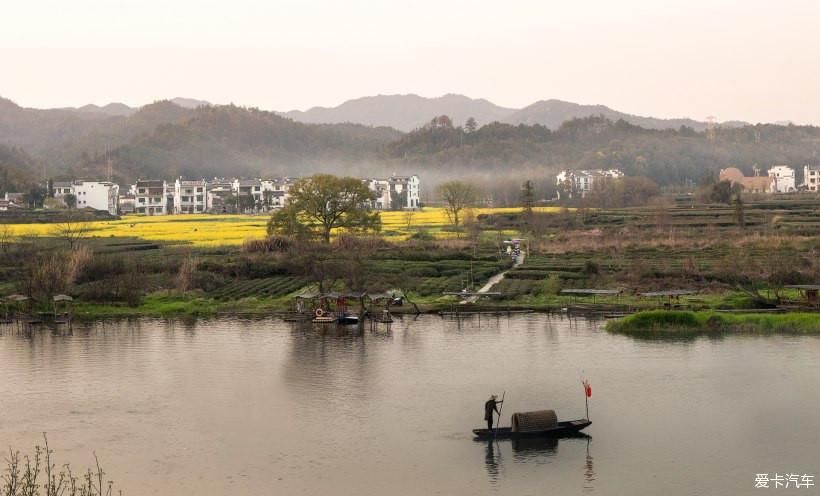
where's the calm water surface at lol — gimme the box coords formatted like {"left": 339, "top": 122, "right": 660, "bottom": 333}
{"left": 1, "top": 315, "right": 819, "bottom": 495}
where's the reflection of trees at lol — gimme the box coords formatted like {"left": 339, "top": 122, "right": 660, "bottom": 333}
{"left": 282, "top": 325, "right": 376, "bottom": 419}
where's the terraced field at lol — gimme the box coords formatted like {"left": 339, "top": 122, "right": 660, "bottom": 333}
{"left": 209, "top": 277, "right": 305, "bottom": 299}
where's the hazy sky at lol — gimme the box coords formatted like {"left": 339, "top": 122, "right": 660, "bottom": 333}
{"left": 2, "top": 0, "right": 819, "bottom": 124}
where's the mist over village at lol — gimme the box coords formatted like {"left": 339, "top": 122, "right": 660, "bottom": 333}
{"left": 2, "top": 1, "right": 820, "bottom": 495}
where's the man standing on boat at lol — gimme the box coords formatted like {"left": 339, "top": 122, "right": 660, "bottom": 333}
{"left": 484, "top": 395, "right": 503, "bottom": 431}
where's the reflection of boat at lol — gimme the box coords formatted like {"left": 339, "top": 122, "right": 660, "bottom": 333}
{"left": 472, "top": 419, "right": 591, "bottom": 440}
{"left": 510, "top": 435, "right": 558, "bottom": 453}
{"left": 336, "top": 313, "right": 359, "bottom": 325}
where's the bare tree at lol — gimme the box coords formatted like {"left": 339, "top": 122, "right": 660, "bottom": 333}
{"left": 403, "top": 211, "right": 414, "bottom": 231}
{"left": 0, "top": 223, "right": 14, "bottom": 254}
{"left": 175, "top": 256, "right": 199, "bottom": 294}
{"left": 438, "top": 180, "right": 476, "bottom": 228}
{"left": 52, "top": 214, "right": 91, "bottom": 250}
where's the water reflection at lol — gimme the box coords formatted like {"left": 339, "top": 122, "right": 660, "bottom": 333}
{"left": 511, "top": 436, "right": 558, "bottom": 460}
{"left": 481, "top": 434, "right": 593, "bottom": 490}
{"left": 584, "top": 437, "right": 595, "bottom": 492}
{"left": 484, "top": 440, "right": 500, "bottom": 482}
{"left": 3, "top": 314, "right": 819, "bottom": 496}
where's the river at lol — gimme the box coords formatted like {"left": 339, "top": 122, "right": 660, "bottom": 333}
{"left": 1, "top": 315, "right": 819, "bottom": 495}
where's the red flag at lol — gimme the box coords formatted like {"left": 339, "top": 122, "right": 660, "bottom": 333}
{"left": 583, "top": 380, "right": 592, "bottom": 398}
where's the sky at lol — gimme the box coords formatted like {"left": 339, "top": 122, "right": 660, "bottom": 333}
{"left": 2, "top": 0, "right": 819, "bottom": 125}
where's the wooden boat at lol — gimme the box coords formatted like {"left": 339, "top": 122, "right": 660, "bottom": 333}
{"left": 472, "top": 419, "right": 591, "bottom": 440}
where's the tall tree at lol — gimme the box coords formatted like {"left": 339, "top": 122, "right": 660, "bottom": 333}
{"left": 438, "top": 180, "right": 477, "bottom": 228}
{"left": 521, "top": 180, "right": 535, "bottom": 215}
{"left": 464, "top": 117, "right": 477, "bottom": 134}
{"left": 733, "top": 193, "right": 745, "bottom": 229}
{"left": 267, "top": 174, "right": 380, "bottom": 243}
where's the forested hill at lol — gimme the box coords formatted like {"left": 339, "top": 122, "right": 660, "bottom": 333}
{"left": 99, "top": 105, "right": 402, "bottom": 181}
{"left": 388, "top": 116, "right": 820, "bottom": 186}
{"left": 0, "top": 98, "right": 401, "bottom": 183}
{"left": 2, "top": 93, "right": 820, "bottom": 189}
{"left": 0, "top": 145, "right": 36, "bottom": 193}
{"left": 0, "top": 97, "right": 198, "bottom": 169}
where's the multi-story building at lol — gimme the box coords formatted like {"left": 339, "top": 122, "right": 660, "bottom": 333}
{"left": 556, "top": 169, "right": 624, "bottom": 199}
{"left": 173, "top": 178, "right": 208, "bottom": 214}
{"left": 52, "top": 181, "right": 73, "bottom": 196}
{"left": 804, "top": 165, "right": 820, "bottom": 192}
{"left": 52, "top": 180, "right": 119, "bottom": 215}
{"left": 388, "top": 174, "right": 421, "bottom": 209}
{"left": 364, "top": 179, "right": 391, "bottom": 209}
{"left": 261, "top": 178, "right": 294, "bottom": 208}
{"left": 206, "top": 179, "right": 234, "bottom": 213}
{"left": 232, "top": 178, "right": 263, "bottom": 202}
{"left": 363, "top": 174, "right": 421, "bottom": 210}
{"left": 73, "top": 181, "right": 119, "bottom": 215}
{"left": 134, "top": 179, "right": 167, "bottom": 215}
{"left": 118, "top": 194, "right": 136, "bottom": 214}
{"left": 118, "top": 174, "right": 422, "bottom": 214}
{"left": 768, "top": 165, "right": 795, "bottom": 193}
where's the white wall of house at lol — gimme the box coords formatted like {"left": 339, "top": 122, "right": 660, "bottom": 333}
{"left": 134, "top": 180, "right": 167, "bottom": 215}
{"left": 174, "top": 179, "right": 208, "bottom": 213}
{"left": 804, "top": 165, "right": 820, "bottom": 192}
{"left": 365, "top": 179, "right": 391, "bottom": 209}
{"left": 400, "top": 174, "right": 421, "bottom": 209}
{"left": 261, "top": 179, "right": 293, "bottom": 208}
{"left": 232, "top": 179, "right": 263, "bottom": 201}
{"left": 71, "top": 181, "right": 119, "bottom": 215}
{"left": 768, "top": 165, "right": 795, "bottom": 193}
{"left": 556, "top": 169, "right": 624, "bottom": 198}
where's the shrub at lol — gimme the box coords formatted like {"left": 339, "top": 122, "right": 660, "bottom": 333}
{"left": 242, "top": 235, "right": 292, "bottom": 253}
{"left": 540, "top": 274, "right": 562, "bottom": 295}
{"left": 1, "top": 434, "right": 119, "bottom": 496}
{"left": 409, "top": 229, "right": 435, "bottom": 241}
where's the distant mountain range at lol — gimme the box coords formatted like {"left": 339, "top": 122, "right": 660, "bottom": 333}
{"left": 11, "top": 93, "right": 749, "bottom": 133}
{"left": 2, "top": 93, "right": 816, "bottom": 196}
{"left": 282, "top": 94, "right": 516, "bottom": 132}
{"left": 70, "top": 97, "right": 211, "bottom": 118}
{"left": 282, "top": 94, "right": 747, "bottom": 132}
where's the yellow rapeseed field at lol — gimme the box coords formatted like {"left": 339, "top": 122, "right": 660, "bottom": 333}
{"left": 3, "top": 207, "right": 562, "bottom": 246}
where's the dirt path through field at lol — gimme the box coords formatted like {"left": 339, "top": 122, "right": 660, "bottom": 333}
{"left": 461, "top": 252, "right": 525, "bottom": 304}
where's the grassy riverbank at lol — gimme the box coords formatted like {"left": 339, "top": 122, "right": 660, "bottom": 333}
{"left": 606, "top": 310, "right": 820, "bottom": 336}
{"left": 4, "top": 198, "right": 820, "bottom": 320}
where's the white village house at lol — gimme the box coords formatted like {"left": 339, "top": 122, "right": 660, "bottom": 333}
{"left": 43, "top": 174, "right": 421, "bottom": 215}
{"left": 555, "top": 169, "right": 624, "bottom": 199}
{"left": 364, "top": 174, "right": 421, "bottom": 210}
{"left": 172, "top": 178, "right": 208, "bottom": 214}
{"left": 51, "top": 180, "right": 119, "bottom": 215}
{"left": 387, "top": 174, "right": 421, "bottom": 209}
{"left": 804, "top": 165, "right": 820, "bottom": 192}
{"left": 768, "top": 165, "right": 796, "bottom": 193}
{"left": 134, "top": 179, "right": 168, "bottom": 215}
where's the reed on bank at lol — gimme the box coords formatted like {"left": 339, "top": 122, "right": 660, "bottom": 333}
{"left": 606, "top": 310, "right": 820, "bottom": 336}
